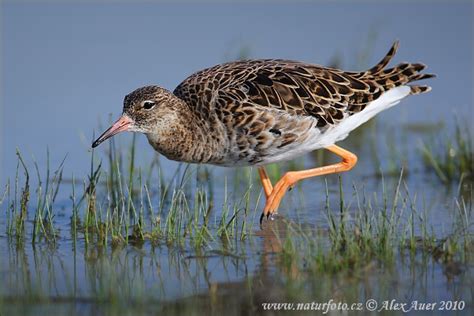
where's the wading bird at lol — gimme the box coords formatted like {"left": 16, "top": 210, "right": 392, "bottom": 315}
{"left": 92, "top": 41, "right": 434, "bottom": 226}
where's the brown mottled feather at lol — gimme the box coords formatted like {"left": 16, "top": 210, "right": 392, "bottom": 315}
{"left": 174, "top": 41, "right": 434, "bottom": 130}
{"left": 96, "top": 42, "right": 433, "bottom": 167}
{"left": 169, "top": 41, "right": 435, "bottom": 164}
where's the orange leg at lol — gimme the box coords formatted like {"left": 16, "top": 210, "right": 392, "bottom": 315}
{"left": 260, "top": 145, "right": 358, "bottom": 225}
{"left": 258, "top": 167, "right": 273, "bottom": 199}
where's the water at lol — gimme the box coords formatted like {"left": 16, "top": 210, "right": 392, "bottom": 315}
{"left": 1, "top": 2, "right": 473, "bottom": 315}
{"left": 2, "top": 2, "right": 472, "bottom": 183}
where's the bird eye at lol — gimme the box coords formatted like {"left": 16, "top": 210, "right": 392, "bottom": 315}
{"left": 143, "top": 100, "right": 155, "bottom": 110}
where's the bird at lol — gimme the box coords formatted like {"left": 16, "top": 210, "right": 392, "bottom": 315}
{"left": 92, "top": 41, "right": 434, "bottom": 226}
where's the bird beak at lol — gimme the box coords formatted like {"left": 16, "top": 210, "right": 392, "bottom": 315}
{"left": 92, "top": 115, "right": 134, "bottom": 148}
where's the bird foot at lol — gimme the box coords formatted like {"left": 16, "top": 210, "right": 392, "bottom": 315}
{"left": 259, "top": 211, "right": 277, "bottom": 229}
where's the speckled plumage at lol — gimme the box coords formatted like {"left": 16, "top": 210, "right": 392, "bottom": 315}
{"left": 94, "top": 41, "right": 434, "bottom": 167}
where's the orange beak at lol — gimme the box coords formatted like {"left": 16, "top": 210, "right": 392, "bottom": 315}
{"left": 92, "top": 115, "right": 134, "bottom": 148}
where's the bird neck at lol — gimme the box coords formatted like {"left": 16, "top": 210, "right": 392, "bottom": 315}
{"left": 145, "top": 97, "right": 225, "bottom": 164}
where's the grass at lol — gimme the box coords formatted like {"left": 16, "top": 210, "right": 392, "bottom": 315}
{"left": 2, "top": 138, "right": 258, "bottom": 253}
{"left": 421, "top": 119, "right": 473, "bottom": 186}
{"left": 275, "top": 171, "right": 472, "bottom": 277}
{"left": 1, "top": 121, "right": 471, "bottom": 254}
{"left": 4, "top": 161, "right": 471, "bottom": 316}
{"left": 6, "top": 150, "right": 30, "bottom": 243}
{"left": 4, "top": 149, "right": 66, "bottom": 245}
{"left": 1, "top": 119, "right": 473, "bottom": 316}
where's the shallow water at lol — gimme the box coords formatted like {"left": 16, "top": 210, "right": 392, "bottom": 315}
{"left": 1, "top": 2, "right": 473, "bottom": 315}
{"left": 0, "top": 131, "right": 472, "bottom": 315}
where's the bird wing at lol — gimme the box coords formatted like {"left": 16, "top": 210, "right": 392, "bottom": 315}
{"left": 173, "top": 41, "right": 434, "bottom": 129}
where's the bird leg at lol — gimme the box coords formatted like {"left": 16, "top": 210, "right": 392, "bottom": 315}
{"left": 260, "top": 145, "right": 358, "bottom": 225}
{"left": 258, "top": 167, "right": 273, "bottom": 198}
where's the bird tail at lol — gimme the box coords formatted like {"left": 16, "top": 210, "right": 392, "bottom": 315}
{"left": 365, "top": 41, "right": 436, "bottom": 95}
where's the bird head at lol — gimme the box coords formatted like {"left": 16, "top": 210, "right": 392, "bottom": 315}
{"left": 92, "top": 86, "right": 177, "bottom": 148}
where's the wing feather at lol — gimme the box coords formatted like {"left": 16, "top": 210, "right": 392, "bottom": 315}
{"left": 174, "top": 42, "right": 434, "bottom": 129}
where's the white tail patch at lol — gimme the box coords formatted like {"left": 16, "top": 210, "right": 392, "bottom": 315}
{"left": 312, "top": 85, "right": 412, "bottom": 148}
{"left": 254, "top": 86, "right": 412, "bottom": 165}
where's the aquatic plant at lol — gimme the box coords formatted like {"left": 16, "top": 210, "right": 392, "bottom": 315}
{"left": 421, "top": 120, "right": 473, "bottom": 186}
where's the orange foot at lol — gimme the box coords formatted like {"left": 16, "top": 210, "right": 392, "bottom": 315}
{"left": 259, "top": 144, "right": 358, "bottom": 227}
